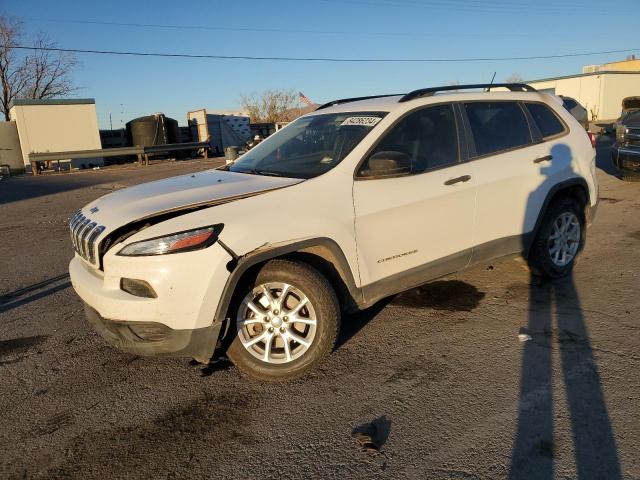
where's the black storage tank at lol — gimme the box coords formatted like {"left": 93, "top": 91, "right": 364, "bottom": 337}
{"left": 126, "top": 113, "right": 180, "bottom": 147}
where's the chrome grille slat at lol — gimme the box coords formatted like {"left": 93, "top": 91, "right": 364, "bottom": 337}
{"left": 71, "top": 211, "right": 83, "bottom": 225}
{"left": 75, "top": 218, "right": 90, "bottom": 253}
{"left": 79, "top": 221, "right": 93, "bottom": 259}
{"left": 69, "top": 212, "right": 82, "bottom": 247}
{"left": 81, "top": 222, "right": 97, "bottom": 258}
{"left": 87, "top": 226, "right": 105, "bottom": 264}
{"left": 71, "top": 217, "right": 84, "bottom": 250}
{"left": 68, "top": 212, "right": 105, "bottom": 266}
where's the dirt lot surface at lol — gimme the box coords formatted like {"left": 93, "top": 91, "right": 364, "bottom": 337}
{"left": 1, "top": 146, "right": 639, "bottom": 479}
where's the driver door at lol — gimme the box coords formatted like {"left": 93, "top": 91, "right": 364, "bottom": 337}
{"left": 353, "top": 104, "right": 477, "bottom": 293}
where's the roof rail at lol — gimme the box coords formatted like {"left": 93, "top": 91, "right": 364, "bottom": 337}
{"left": 399, "top": 83, "right": 537, "bottom": 103}
{"left": 315, "top": 94, "right": 401, "bottom": 111}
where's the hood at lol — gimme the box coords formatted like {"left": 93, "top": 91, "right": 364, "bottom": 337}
{"left": 82, "top": 169, "right": 303, "bottom": 229}
{"left": 621, "top": 110, "right": 640, "bottom": 127}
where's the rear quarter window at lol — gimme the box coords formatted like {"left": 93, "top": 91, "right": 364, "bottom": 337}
{"left": 464, "top": 102, "right": 532, "bottom": 157}
{"left": 525, "top": 103, "right": 566, "bottom": 139}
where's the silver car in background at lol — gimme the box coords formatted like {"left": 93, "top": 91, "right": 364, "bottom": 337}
{"left": 560, "top": 96, "right": 589, "bottom": 131}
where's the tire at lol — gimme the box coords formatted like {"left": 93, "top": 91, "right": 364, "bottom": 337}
{"left": 528, "top": 196, "right": 586, "bottom": 279}
{"left": 226, "top": 259, "right": 340, "bottom": 381}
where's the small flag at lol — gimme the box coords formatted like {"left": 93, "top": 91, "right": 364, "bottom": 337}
{"left": 299, "top": 92, "right": 315, "bottom": 107}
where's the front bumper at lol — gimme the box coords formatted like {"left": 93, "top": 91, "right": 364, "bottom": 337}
{"left": 612, "top": 144, "right": 640, "bottom": 173}
{"left": 84, "top": 304, "right": 221, "bottom": 362}
{"left": 69, "top": 241, "right": 232, "bottom": 330}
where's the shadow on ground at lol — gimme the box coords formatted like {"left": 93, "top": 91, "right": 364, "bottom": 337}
{"left": 0, "top": 274, "right": 70, "bottom": 314}
{"left": 595, "top": 134, "right": 620, "bottom": 178}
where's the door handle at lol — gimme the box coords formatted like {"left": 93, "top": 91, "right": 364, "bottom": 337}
{"left": 534, "top": 155, "right": 553, "bottom": 164}
{"left": 444, "top": 175, "right": 471, "bottom": 186}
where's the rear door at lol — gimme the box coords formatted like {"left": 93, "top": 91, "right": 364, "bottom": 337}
{"left": 465, "top": 100, "right": 570, "bottom": 259}
{"left": 353, "top": 103, "right": 476, "bottom": 291}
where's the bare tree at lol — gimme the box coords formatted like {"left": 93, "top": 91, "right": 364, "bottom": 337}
{"left": 24, "top": 32, "right": 78, "bottom": 101}
{"left": 0, "top": 16, "right": 28, "bottom": 120}
{"left": 0, "top": 15, "right": 78, "bottom": 120}
{"left": 241, "top": 89, "right": 303, "bottom": 123}
{"left": 505, "top": 73, "right": 525, "bottom": 83}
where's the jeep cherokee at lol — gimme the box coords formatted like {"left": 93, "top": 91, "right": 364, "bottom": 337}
{"left": 69, "top": 83, "right": 598, "bottom": 381}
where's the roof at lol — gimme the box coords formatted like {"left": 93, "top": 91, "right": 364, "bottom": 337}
{"left": 527, "top": 70, "right": 640, "bottom": 84}
{"left": 11, "top": 98, "right": 95, "bottom": 107}
{"left": 309, "top": 90, "right": 559, "bottom": 115}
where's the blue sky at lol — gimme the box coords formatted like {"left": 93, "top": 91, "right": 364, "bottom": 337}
{"left": 4, "top": 0, "right": 640, "bottom": 128}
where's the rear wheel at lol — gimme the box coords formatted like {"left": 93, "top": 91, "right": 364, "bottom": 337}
{"left": 529, "top": 197, "right": 585, "bottom": 278}
{"left": 227, "top": 259, "right": 340, "bottom": 381}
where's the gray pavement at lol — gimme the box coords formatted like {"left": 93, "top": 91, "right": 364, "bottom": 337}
{"left": 0, "top": 149, "right": 638, "bottom": 479}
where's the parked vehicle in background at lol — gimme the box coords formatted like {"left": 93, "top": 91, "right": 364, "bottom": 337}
{"left": 560, "top": 96, "right": 589, "bottom": 130}
{"left": 605, "top": 96, "right": 640, "bottom": 136}
{"left": 613, "top": 98, "right": 640, "bottom": 180}
{"left": 68, "top": 83, "right": 598, "bottom": 381}
{"left": 620, "top": 97, "right": 640, "bottom": 116}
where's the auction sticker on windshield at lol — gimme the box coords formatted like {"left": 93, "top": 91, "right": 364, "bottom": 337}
{"left": 341, "top": 116, "right": 382, "bottom": 127}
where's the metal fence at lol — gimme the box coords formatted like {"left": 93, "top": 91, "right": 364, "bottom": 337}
{"left": 27, "top": 142, "right": 210, "bottom": 174}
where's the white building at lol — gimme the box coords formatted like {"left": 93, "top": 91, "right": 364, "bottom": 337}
{"left": 527, "top": 58, "right": 640, "bottom": 122}
{"left": 9, "top": 98, "right": 103, "bottom": 171}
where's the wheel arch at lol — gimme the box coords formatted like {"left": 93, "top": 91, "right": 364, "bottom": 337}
{"left": 526, "top": 176, "right": 590, "bottom": 254}
{"left": 214, "top": 238, "right": 362, "bottom": 324}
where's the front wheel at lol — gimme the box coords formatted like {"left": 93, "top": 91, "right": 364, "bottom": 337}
{"left": 226, "top": 259, "right": 340, "bottom": 381}
{"left": 528, "top": 197, "right": 586, "bottom": 278}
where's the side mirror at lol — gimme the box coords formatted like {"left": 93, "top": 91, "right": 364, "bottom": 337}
{"left": 366, "top": 151, "right": 411, "bottom": 177}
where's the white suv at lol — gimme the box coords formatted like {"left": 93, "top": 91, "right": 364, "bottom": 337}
{"left": 69, "top": 83, "right": 598, "bottom": 380}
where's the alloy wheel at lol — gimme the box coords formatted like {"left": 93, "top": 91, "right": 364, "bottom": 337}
{"left": 548, "top": 212, "right": 581, "bottom": 267}
{"left": 236, "top": 282, "right": 317, "bottom": 364}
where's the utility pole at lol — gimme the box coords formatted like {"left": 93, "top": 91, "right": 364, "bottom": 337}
{"left": 109, "top": 112, "right": 113, "bottom": 130}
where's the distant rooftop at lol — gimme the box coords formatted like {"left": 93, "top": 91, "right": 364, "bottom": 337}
{"left": 11, "top": 98, "right": 95, "bottom": 107}
{"left": 527, "top": 70, "right": 640, "bottom": 84}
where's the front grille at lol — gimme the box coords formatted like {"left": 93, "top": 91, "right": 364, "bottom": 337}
{"left": 626, "top": 127, "right": 640, "bottom": 147}
{"left": 69, "top": 211, "right": 105, "bottom": 265}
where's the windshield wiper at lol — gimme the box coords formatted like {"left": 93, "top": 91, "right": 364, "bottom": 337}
{"left": 241, "top": 168, "right": 295, "bottom": 178}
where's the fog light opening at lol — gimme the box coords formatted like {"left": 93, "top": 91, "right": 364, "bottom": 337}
{"left": 120, "top": 278, "right": 158, "bottom": 298}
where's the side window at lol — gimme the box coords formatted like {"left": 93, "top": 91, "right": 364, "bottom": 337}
{"left": 525, "top": 103, "right": 566, "bottom": 139}
{"left": 359, "top": 104, "right": 458, "bottom": 177}
{"left": 465, "top": 102, "right": 532, "bottom": 157}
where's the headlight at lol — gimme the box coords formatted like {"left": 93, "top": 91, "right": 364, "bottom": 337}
{"left": 117, "top": 225, "right": 223, "bottom": 256}
{"left": 616, "top": 124, "right": 627, "bottom": 143}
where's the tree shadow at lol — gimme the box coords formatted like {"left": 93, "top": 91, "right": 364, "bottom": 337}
{"left": 0, "top": 274, "right": 70, "bottom": 314}
{"left": 509, "top": 143, "right": 620, "bottom": 479}
{"left": 0, "top": 172, "right": 120, "bottom": 205}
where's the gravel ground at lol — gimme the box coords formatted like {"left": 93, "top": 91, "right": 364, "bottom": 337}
{"left": 0, "top": 146, "right": 638, "bottom": 480}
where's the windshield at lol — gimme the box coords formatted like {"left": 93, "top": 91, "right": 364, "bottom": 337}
{"left": 228, "top": 112, "right": 386, "bottom": 179}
